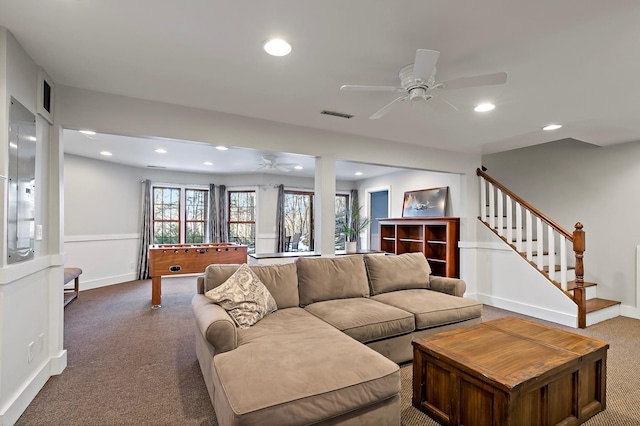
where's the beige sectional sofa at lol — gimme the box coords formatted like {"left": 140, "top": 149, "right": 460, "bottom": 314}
{"left": 192, "top": 252, "right": 482, "bottom": 426}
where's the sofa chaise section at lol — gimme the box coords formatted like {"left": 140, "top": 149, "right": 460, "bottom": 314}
{"left": 212, "top": 308, "right": 400, "bottom": 426}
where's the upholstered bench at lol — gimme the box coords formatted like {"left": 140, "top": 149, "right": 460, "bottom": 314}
{"left": 64, "top": 267, "right": 82, "bottom": 307}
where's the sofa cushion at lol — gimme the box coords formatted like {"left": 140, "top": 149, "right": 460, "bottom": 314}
{"left": 305, "top": 298, "right": 415, "bottom": 343}
{"left": 204, "top": 263, "right": 299, "bottom": 309}
{"left": 212, "top": 308, "right": 400, "bottom": 426}
{"left": 297, "top": 255, "right": 370, "bottom": 307}
{"left": 364, "top": 252, "right": 431, "bottom": 295}
{"left": 371, "top": 289, "right": 482, "bottom": 330}
{"left": 204, "top": 264, "right": 277, "bottom": 328}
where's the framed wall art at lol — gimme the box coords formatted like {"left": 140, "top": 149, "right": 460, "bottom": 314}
{"left": 402, "top": 187, "right": 448, "bottom": 217}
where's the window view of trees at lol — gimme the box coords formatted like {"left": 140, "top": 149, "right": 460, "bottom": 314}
{"left": 152, "top": 184, "right": 349, "bottom": 252}
{"left": 284, "top": 191, "right": 350, "bottom": 252}
{"left": 335, "top": 194, "right": 349, "bottom": 250}
{"left": 284, "top": 191, "right": 313, "bottom": 251}
{"left": 185, "top": 189, "right": 207, "bottom": 243}
{"left": 228, "top": 190, "right": 256, "bottom": 251}
{"left": 153, "top": 187, "right": 180, "bottom": 244}
{"left": 152, "top": 186, "right": 208, "bottom": 244}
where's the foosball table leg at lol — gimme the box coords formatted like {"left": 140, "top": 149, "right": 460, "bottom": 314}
{"left": 151, "top": 276, "right": 162, "bottom": 309}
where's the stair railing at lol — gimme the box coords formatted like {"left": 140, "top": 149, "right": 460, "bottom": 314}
{"left": 477, "top": 168, "right": 587, "bottom": 326}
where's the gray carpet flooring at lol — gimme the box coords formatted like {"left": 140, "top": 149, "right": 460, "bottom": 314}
{"left": 15, "top": 277, "right": 640, "bottom": 425}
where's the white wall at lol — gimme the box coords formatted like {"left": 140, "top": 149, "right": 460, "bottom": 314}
{"left": 483, "top": 138, "right": 640, "bottom": 319}
{"left": 0, "top": 28, "right": 65, "bottom": 425}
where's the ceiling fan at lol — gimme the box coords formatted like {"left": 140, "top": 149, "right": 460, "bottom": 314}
{"left": 340, "top": 49, "right": 508, "bottom": 119}
{"left": 254, "top": 155, "right": 298, "bottom": 172}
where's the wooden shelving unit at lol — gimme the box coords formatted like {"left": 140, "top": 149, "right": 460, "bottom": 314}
{"left": 378, "top": 217, "right": 460, "bottom": 278}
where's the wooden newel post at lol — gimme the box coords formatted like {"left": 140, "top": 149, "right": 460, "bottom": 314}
{"left": 573, "top": 222, "right": 587, "bottom": 328}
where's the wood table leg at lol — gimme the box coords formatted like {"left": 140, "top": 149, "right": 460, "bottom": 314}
{"left": 151, "top": 276, "right": 161, "bottom": 309}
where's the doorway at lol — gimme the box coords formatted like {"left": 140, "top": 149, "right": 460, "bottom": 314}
{"left": 367, "top": 187, "right": 390, "bottom": 251}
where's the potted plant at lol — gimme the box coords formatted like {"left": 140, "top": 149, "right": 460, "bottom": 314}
{"left": 340, "top": 203, "right": 370, "bottom": 253}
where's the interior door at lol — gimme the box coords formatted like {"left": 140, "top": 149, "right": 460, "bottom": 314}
{"left": 369, "top": 190, "right": 389, "bottom": 251}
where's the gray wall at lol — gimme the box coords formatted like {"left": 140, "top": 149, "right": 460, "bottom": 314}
{"left": 483, "top": 138, "right": 640, "bottom": 308}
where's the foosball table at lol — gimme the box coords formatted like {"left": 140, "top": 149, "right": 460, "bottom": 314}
{"left": 148, "top": 242, "right": 248, "bottom": 308}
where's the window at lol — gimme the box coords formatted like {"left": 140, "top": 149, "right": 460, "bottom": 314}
{"left": 283, "top": 191, "right": 349, "bottom": 252}
{"left": 284, "top": 191, "right": 313, "bottom": 251}
{"left": 228, "top": 190, "right": 256, "bottom": 250}
{"left": 335, "top": 194, "right": 349, "bottom": 250}
{"left": 152, "top": 186, "right": 208, "bottom": 244}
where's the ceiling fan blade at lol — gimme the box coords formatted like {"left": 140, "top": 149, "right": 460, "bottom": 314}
{"left": 412, "top": 49, "right": 440, "bottom": 82}
{"left": 427, "top": 95, "right": 459, "bottom": 113}
{"left": 369, "top": 96, "right": 408, "bottom": 119}
{"left": 437, "top": 71, "right": 508, "bottom": 90}
{"left": 340, "top": 84, "right": 404, "bottom": 92}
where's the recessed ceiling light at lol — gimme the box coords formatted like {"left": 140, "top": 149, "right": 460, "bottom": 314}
{"left": 355, "top": 172, "right": 363, "bottom": 176}
{"left": 543, "top": 124, "right": 563, "bottom": 131}
{"left": 27, "top": 136, "right": 37, "bottom": 142}
{"left": 100, "top": 151, "right": 112, "bottom": 156}
{"left": 294, "top": 165, "right": 303, "bottom": 170}
{"left": 9, "top": 143, "right": 17, "bottom": 149}
{"left": 216, "top": 146, "right": 229, "bottom": 151}
{"left": 474, "top": 103, "right": 495, "bottom": 112}
{"left": 263, "top": 39, "right": 292, "bottom": 56}
{"left": 79, "top": 130, "right": 96, "bottom": 135}
{"left": 204, "top": 161, "right": 213, "bottom": 166}
{"left": 155, "top": 148, "right": 167, "bottom": 154}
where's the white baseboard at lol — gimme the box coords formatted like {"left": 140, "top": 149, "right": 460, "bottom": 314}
{"left": 80, "top": 273, "right": 137, "bottom": 291}
{"left": 620, "top": 304, "right": 640, "bottom": 320}
{"left": 0, "top": 350, "right": 66, "bottom": 426}
{"left": 477, "top": 293, "right": 578, "bottom": 328}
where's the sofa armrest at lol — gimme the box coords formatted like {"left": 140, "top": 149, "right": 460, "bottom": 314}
{"left": 429, "top": 276, "right": 466, "bottom": 297}
{"left": 192, "top": 294, "right": 237, "bottom": 353}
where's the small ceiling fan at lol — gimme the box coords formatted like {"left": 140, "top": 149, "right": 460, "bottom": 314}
{"left": 254, "top": 155, "right": 298, "bottom": 172}
{"left": 340, "top": 49, "right": 508, "bottom": 119}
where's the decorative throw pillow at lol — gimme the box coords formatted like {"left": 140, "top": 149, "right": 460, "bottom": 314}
{"left": 204, "top": 264, "right": 277, "bottom": 328}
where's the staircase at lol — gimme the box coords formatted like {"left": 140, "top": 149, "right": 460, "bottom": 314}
{"left": 477, "top": 168, "right": 620, "bottom": 328}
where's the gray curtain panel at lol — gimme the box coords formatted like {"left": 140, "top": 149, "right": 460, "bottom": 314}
{"left": 275, "top": 184, "right": 286, "bottom": 252}
{"left": 216, "top": 185, "right": 229, "bottom": 242}
{"left": 136, "top": 179, "right": 152, "bottom": 279}
{"left": 350, "top": 189, "right": 360, "bottom": 249}
{"left": 208, "top": 184, "right": 216, "bottom": 242}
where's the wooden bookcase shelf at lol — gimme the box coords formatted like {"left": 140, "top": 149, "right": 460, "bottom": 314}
{"left": 378, "top": 217, "right": 460, "bottom": 278}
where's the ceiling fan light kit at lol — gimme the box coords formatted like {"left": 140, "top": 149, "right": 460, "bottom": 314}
{"left": 340, "top": 49, "right": 507, "bottom": 119}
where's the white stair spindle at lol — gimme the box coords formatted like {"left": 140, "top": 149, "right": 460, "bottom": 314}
{"left": 480, "top": 176, "right": 487, "bottom": 221}
{"left": 548, "top": 225, "right": 555, "bottom": 282}
{"left": 560, "top": 237, "right": 568, "bottom": 290}
{"left": 526, "top": 210, "right": 533, "bottom": 261}
{"left": 488, "top": 183, "right": 495, "bottom": 230}
{"left": 497, "top": 188, "right": 504, "bottom": 236}
{"left": 516, "top": 203, "right": 523, "bottom": 252}
{"left": 506, "top": 195, "right": 513, "bottom": 245}
{"left": 536, "top": 217, "right": 544, "bottom": 270}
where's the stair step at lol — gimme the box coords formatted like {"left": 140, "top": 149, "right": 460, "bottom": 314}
{"left": 586, "top": 298, "right": 621, "bottom": 314}
{"left": 543, "top": 265, "right": 575, "bottom": 273}
{"left": 520, "top": 251, "right": 550, "bottom": 256}
{"left": 567, "top": 281, "right": 597, "bottom": 291}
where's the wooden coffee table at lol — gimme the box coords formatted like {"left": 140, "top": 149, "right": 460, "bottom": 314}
{"left": 412, "top": 317, "right": 608, "bottom": 426}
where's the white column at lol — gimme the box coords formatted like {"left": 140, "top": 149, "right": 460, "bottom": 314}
{"left": 314, "top": 156, "right": 336, "bottom": 256}
{"left": 48, "top": 124, "right": 67, "bottom": 374}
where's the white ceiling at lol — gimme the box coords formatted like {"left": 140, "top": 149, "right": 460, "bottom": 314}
{"left": 3, "top": 0, "right": 640, "bottom": 170}
{"left": 62, "top": 129, "right": 406, "bottom": 180}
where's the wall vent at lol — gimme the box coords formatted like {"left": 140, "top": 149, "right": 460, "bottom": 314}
{"left": 321, "top": 110, "right": 353, "bottom": 119}
{"left": 146, "top": 165, "right": 167, "bottom": 169}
